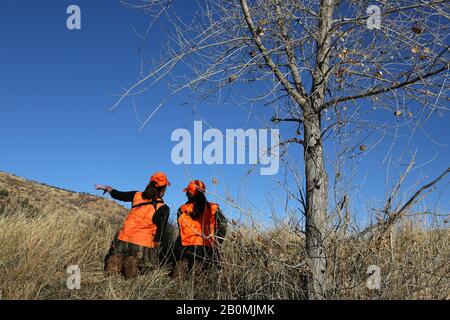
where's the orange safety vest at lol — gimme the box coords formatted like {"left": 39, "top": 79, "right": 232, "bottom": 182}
{"left": 117, "top": 192, "right": 164, "bottom": 248}
{"left": 178, "top": 202, "right": 218, "bottom": 247}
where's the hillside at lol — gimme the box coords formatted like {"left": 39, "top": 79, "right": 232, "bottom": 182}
{"left": 0, "top": 171, "right": 127, "bottom": 222}
{"left": 0, "top": 172, "right": 448, "bottom": 300}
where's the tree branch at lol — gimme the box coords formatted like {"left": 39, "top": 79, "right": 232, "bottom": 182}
{"left": 274, "top": 0, "right": 308, "bottom": 98}
{"left": 322, "top": 61, "right": 450, "bottom": 111}
{"left": 360, "top": 166, "right": 450, "bottom": 238}
{"left": 240, "top": 0, "right": 306, "bottom": 108}
{"left": 311, "top": 0, "right": 336, "bottom": 112}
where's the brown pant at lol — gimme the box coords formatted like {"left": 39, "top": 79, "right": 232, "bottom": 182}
{"left": 169, "top": 240, "right": 221, "bottom": 279}
{"left": 104, "top": 238, "right": 160, "bottom": 279}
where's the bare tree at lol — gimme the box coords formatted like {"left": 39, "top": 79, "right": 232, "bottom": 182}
{"left": 113, "top": 0, "right": 449, "bottom": 299}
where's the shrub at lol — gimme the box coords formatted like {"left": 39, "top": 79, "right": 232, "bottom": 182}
{"left": 0, "top": 188, "right": 9, "bottom": 198}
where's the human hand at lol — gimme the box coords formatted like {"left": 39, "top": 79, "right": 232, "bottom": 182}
{"left": 95, "top": 185, "right": 112, "bottom": 194}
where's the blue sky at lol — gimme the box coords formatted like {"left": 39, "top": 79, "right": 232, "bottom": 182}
{"left": 0, "top": 0, "right": 448, "bottom": 227}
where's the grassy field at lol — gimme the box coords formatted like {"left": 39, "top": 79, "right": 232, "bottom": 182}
{"left": 0, "top": 194, "right": 448, "bottom": 300}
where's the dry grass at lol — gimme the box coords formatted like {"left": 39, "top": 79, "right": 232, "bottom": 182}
{"left": 0, "top": 197, "right": 448, "bottom": 300}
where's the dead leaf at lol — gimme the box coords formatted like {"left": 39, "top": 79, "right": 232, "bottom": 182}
{"left": 256, "top": 26, "right": 265, "bottom": 36}
{"left": 338, "top": 48, "right": 349, "bottom": 59}
{"left": 228, "top": 75, "right": 237, "bottom": 83}
{"left": 336, "top": 68, "right": 347, "bottom": 78}
{"left": 411, "top": 26, "right": 423, "bottom": 34}
{"left": 411, "top": 46, "right": 420, "bottom": 54}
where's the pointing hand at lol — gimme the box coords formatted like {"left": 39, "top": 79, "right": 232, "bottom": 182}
{"left": 95, "top": 185, "right": 112, "bottom": 195}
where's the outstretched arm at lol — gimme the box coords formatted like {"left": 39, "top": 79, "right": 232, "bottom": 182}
{"left": 95, "top": 185, "right": 136, "bottom": 202}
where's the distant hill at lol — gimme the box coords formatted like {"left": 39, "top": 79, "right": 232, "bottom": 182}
{"left": 0, "top": 171, "right": 127, "bottom": 222}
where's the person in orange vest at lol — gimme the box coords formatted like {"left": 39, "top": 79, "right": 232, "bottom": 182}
{"left": 96, "top": 172, "right": 171, "bottom": 279}
{"left": 172, "top": 180, "right": 227, "bottom": 276}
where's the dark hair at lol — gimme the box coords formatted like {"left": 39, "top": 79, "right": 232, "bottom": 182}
{"left": 142, "top": 182, "right": 166, "bottom": 200}
{"left": 187, "top": 191, "right": 207, "bottom": 218}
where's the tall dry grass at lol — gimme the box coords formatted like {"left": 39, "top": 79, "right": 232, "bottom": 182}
{"left": 0, "top": 198, "right": 448, "bottom": 300}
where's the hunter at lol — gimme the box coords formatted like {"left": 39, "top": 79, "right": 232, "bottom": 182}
{"left": 96, "top": 172, "right": 170, "bottom": 279}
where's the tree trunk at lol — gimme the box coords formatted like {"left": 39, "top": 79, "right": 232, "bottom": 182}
{"left": 303, "top": 0, "right": 334, "bottom": 299}
{"left": 304, "top": 113, "right": 328, "bottom": 299}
